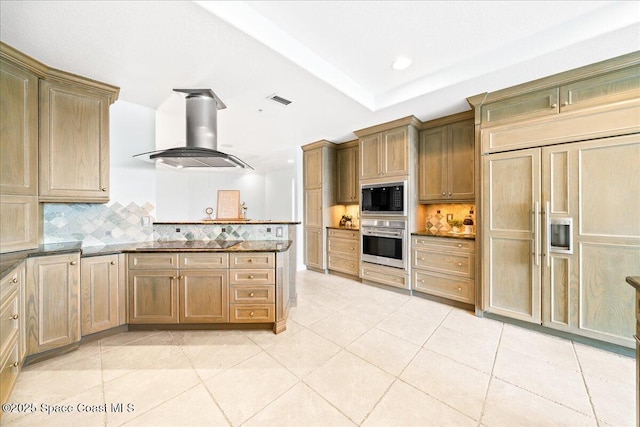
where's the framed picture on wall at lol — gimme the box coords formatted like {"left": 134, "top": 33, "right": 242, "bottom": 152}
{"left": 216, "top": 190, "right": 241, "bottom": 219}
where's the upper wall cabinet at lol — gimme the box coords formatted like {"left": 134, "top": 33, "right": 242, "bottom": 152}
{"left": 39, "top": 72, "right": 118, "bottom": 203}
{"left": 469, "top": 52, "right": 640, "bottom": 154}
{"left": 336, "top": 140, "right": 359, "bottom": 204}
{"left": 0, "top": 51, "right": 39, "bottom": 196}
{"left": 355, "top": 116, "right": 420, "bottom": 181}
{"left": 419, "top": 113, "right": 475, "bottom": 203}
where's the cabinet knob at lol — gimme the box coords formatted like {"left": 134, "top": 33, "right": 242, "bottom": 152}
{"left": 550, "top": 103, "right": 557, "bottom": 109}
{"left": 11, "top": 277, "right": 18, "bottom": 284}
{"left": 442, "top": 192, "right": 446, "bottom": 197}
{"left": 419, "top": 257, "right": 425, "bottom": 261}
{"left": 249, "top": 292, "right": 254, "bottom": 297}
{"left": 448, "top": 192, "right": 452, "bottom": 196}
{"left": 458, "top": 263, "right": 463, "bottom": 267}
{"left": 247, "top": 259, "right": 253, "bottom": 263}
{"left": 101, "top": 188, "right": 107, "bottom": 192}
{"left": 250, "top": 311, "right": 255, "bottom": 317}
{"left": 458, "top": 287, "right": 462, "bottom": 292}
{"left": 10, "top": 314, "right": 18, "bottom": 320}
{"left": 10, "top": 362, "right": 19, "bottom": 369}
{"left": 110, "top": 261, "right": 116, "bottom": 265}
{"left": 178, "top": 275, "right": 184, "bottom": 280}
{"left": 70, "top": 261, "right": 77, "bottom": 265}
{"left": 457, "top": 244, "right": 462, "bottom": 248}
{"left": 170, "top": 276, "right": 175, "bottom": 280}
{"left": 350, "top": 247, "right": 354, "bottom": 250}
{"left": 562, "top": 101, "right": 569, "bottom": 107}
{"left": 248, "top": 275, "right": 254, "bottom": 279}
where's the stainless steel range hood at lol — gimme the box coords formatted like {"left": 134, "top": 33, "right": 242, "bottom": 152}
{"left": 133, "top": 89, "right": 253, "bottom": 169}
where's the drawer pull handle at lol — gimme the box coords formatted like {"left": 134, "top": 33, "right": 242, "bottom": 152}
{"left": 11, "top": 277, "right": 18, "bottom": 283}
{"left": 248, "top": 275, "right": 254, "bottom": 279}
{"left": 101, "top": 188, "right": 107, "bottom": 192}
{"left": 170, "top": 276, "right": 175, "bottom": 280}
{"left": 250, "top": 311, "right": 255, "bottom": 317}
{"left": 550, "top": 103, "right": 557, "bottom": 109}
{"left": 350, "top": 247, "right": 354, "bottom": 250}
{"left": 249, "top": 292, "right": 254, "bottom": 297}
{"left": 457, "top": 244, "right": 462, "bottom": 248}
{"left": 70, "top": 261, "right": 77, "bottom": 265}
{"left": 458, "top": 287, "right": 462, "bottom": 291}
{"left": 10, "top": 362, "right": 19, "bottom": 369}
{"left": 248, "top": 259, "right": 253, "bottom": 263}
{"left": 178, "top": 276, "right": 184, "bottom": 280}
{"left": 110, "top": 261, "right": 116, "bottom": 265}
{"left": 419, "top": 257, "right": 425, "bottom": 261}
{"left": 458, "top": 263, "right": 463, "bottom": 267}
{"left": 10, "top": 314, "right": 18, "bottom": 320}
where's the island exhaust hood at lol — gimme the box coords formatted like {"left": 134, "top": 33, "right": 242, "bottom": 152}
{"left": 133, "top": 89, "right": 253, "bottom": 169}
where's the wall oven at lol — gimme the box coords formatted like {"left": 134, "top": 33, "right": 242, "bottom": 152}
{"left": 361, "top": 181, "right": 406, "bottom": 216}
{"left": 361, "top": 219, "right": 406, "bottom": 269}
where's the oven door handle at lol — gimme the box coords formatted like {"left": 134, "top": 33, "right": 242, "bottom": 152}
{"left": 363, "top": 230, "right": 404, "bottom": 238}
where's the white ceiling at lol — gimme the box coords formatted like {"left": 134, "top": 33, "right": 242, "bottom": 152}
{"left": 1, "top": 1, "right": 639, "bottom": 172}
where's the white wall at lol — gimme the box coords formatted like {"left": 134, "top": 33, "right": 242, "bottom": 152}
{"left": 109, "top": 100, "right": 157, "bottom": 207}
{"left": 264, "top": 167, "right": 296, "bottom": 221}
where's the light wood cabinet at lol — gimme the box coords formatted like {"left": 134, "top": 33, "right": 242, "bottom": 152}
{"left": 81, "top": 255, "right": 120, "bottom": 336}
{"left": 39, "top": 78, "right": 114, "bottom": 203}
{"left": 358, "top": 127, "right": 410, "bottom": 180}
{"left": 419, "top": 117, "right": 474, "bottom": 202}
{"left": 412, "top": 236, "right": 475, "bottom": 304}
{"left": 229, "top": 252, "right": 275, "bottom": 323}
{"left": 327, "top": 228, "right": 360, "bottom": 277}
{"left": 360, "top": 263, "right": 408, "bottom": 290}
{"left": 0, "top": 263, "right": 24, "bottom": 409}
{"left": 302, "top": 141, "right": 336, "bottom": 272}
{"left": 336, "top": 141, "right": 359, "bottom": 204}
{"left": 0, "top": 49, "right": 39, "bottom": 197}
{"left": 128, "top": 269, "right": 178, "bottom": 324}
{"left": 180, "top": 270, "right": 228, "bottom": 323}
{"left": 0, "top": 195, "right": 38, "bottom": 253}
{"left": 25, "top": 253, "right": 81, "bottom": 355}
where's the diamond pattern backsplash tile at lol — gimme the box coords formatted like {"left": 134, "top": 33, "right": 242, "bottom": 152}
{"left": 153, "top": 224, "right": 289, "bottom": 242}
{"left": 423, "top": 203, "right": 476, "bottom": 233}
{"left": 43, "top": 202, "right": 156, "bottom": 246}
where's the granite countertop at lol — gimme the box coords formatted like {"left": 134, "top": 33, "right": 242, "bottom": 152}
{"left": 412, "top": 230, "right": 476, "bottom": 240}
{"left": 626, "top": 276, "right": 640, "bottom": 291}
{"left": 327, "top": 226, "right": 360, "bottom": 231}
{"left": 154, "top": 220, "right": 301, "bottom": 225}
{"left": 1, "top": 240, "right": 292, "bottom": 279}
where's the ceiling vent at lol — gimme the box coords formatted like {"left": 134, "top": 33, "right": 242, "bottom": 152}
{"left": 268, "top": 94, "right": 293, "bottom": 106}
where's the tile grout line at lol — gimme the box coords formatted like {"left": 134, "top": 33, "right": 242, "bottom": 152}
{"left": 477, "top": 321, "right": 505, "bottom": 427}
{"left": 572, "top": 340, "right": 602, "bottom": 427}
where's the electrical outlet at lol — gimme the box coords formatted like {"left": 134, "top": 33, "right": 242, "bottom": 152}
{"left": 175, "top": 227, "right": 181, "bottom": 232}
{"left": 266, "top": 227, "right": 271, "bottom": 233}
{"left": 141, "top": 216, "right": 151, "bottom": 227}
{"left": 104, "top": 230, "right": 112, "bottom": 237}
{"left": 221, "top": 227, "right": 226, "bottom": 233}
{"left": 275, "top": 227, "right": 283, "bottom": 237}
{"left": 446, "top": 214, "right": 453, "bottom": 222}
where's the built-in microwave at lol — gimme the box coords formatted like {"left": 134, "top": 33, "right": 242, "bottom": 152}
{"left": 361, "top": 181, "right": 406, "bottom": 216}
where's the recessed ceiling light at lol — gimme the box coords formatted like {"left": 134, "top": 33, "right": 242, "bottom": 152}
{"left": 392, "top": 57, "right": 412, "bottom": 71}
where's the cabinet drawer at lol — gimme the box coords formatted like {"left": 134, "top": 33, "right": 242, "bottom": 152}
{"left": 229, "top": 285, "right": 275, "bottom": 304}
{"left": 0, "top": 289, "right": 19, "bottom": 354}
{"left": 560, "top": 66, "right": 640, "bottom": 113}
{"left": 360, "top": 265, "right": 408, "bottom": 289}
{"left": 179, "top": 253, "right": 228, "bottom": 269}
{"left": 413, "top": 249, "right": 475, "bottom": 278}
{"left": 327, "top": 237, "right": 359, "bottom": 256}
{"left": 412, "top": 236, "right": 475, "bottom": 252}
{"left": 328, "top": 229, "right": 359, "bottom": 240}
{"left": 229, "top": 304, "right": 274, "bottom": 323}
{"left": 412, "top": 270, "right": 475, "bottom": 304}
{"left": 328, "top": 255, "right": 359, "bottom": 276}
{"left": 0, "top": 268, "right": 19, "bottom": 302}
{"left": 128, "top": 253, "right": 178, "bottom": 270}
{"left": 230, "top": 253, "right": 274, "bottom": 269}
{"left": 0, "top": 338, "right": 20, "bottom": 406}
{"left": 229, "top": 269, "right": 275, "bottom": 285}
{"left": 481, "top": 87, "right": 559, "bottom": 126}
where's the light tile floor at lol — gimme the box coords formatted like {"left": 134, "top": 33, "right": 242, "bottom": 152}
{"left": 1, "top": 270, "right": 636, "bottom": 427}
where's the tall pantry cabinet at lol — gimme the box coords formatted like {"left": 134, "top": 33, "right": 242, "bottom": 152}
{"left": 301, "top": 141, "right": 336, "bottom": 272}
{"left": 470, "top": 51, "right": 640, "bottom": 348}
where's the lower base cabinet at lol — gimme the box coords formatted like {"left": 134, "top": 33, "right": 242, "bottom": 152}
{"left": 411, "top": 236, "right": 475, "bottom": 304}
{"left": 0, "top": 264, "right": 24, "bottom": 411}
{"left": 327, "top": 228, "right": 360, "bottom": 277}
{"left": 361, "top": 262, "right": 409, "bottom": 290}
{"left": 81, "top": 254, "right": 123, "bottom": 335}
{"left": 180, "top": 270, "right": 228, "bottom": 323}
{"left": 25, "top": 253, "right": 81, "bottom": 356}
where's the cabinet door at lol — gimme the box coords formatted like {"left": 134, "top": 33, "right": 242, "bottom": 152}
{"left": 25, "top": 253, "right": 81, "bottom": 355}
{"left": 180, "top": 270, "right": 228, "bottom": 323}
{"left": 481, "top": 87, "right": 559, "bottom": 126}
{"left": 559, "top": 66, "right": 640, "bottom": 114}
{"left": 360, "top": 133, "right": 381, "bottom": 179}
{"left": 39, "top": 79, "right": 110, "bottom": 202}
{"left": 419, "top": 127, "right": 446, "bottom": 201}
{"left": 382, "top": 127, "right": 408, "bottom": 177}
{"left": 483, "top": 148, "right": 541, "bottom": 323}
{"left": 304, "top": 188, "right": 322, "bottom": 228}
{"left": 303, "top": 148, "right": 322, "bottom": 189}
{"left": 304, "top": 227, "right": 323, "bottom": 270}
{"left": 447, "top": 119, "right": 475, "bottom": 200}
{"left": 0, "top": 195, "right": 38, "bottom": 253}
{"left": 128, "top": 270, "right": 178, "bottom": 324}
{"left": 336, "top": 146, "right": 357, "bottom": 203}
{"left": 81, "top": 255, "right": 118, "bottom": 336}
{"left": 0, "top": 57, "right": 38, "bottom": 196}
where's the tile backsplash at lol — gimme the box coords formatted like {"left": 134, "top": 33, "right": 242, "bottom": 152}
{"left": 44, "top": 202, "right": 155, "bottom": 246}
{"left": 153, "top": 224, "right": 289, "bottom": 242}
{"left": 423, "top": 203, "right": 476, "bottom": 233}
